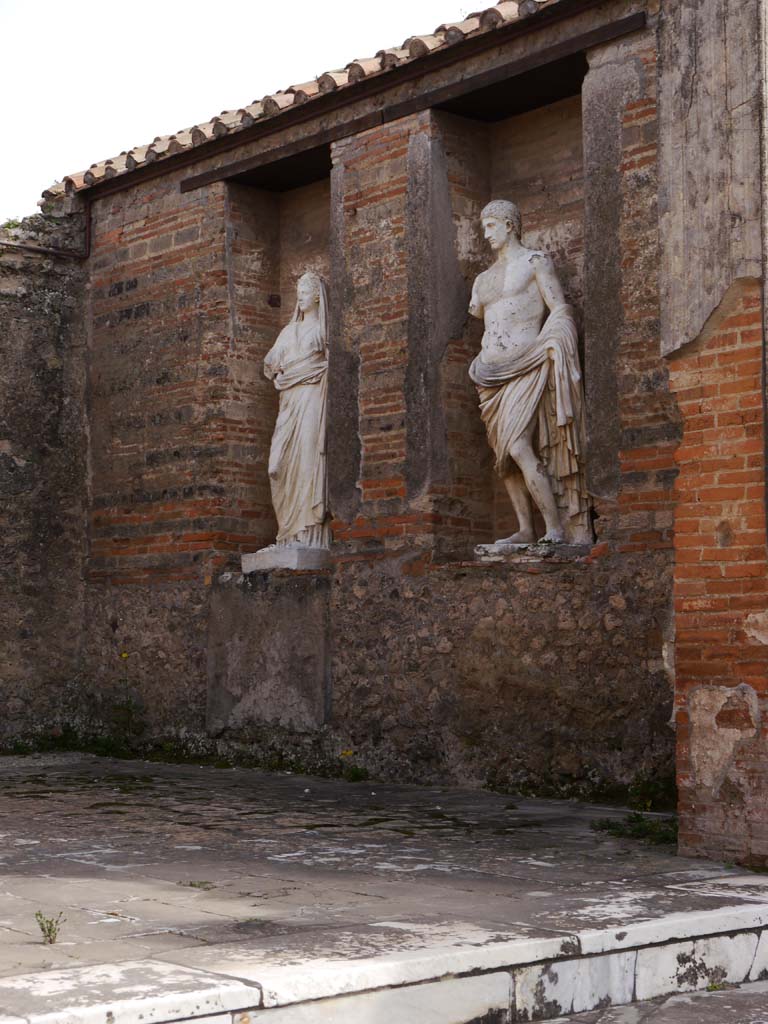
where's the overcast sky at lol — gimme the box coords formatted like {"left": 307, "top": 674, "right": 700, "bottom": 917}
{"left": 0, "top": 0, "right": 472, "bottom": 223}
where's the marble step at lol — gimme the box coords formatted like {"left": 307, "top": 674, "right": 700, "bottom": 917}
{"left": 0, "top": 898, "right": 766, "bottom": 1024}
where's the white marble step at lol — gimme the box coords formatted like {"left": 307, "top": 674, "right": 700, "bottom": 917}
{"left": 0, "top": 902, "right": 766, "bottom": 1024}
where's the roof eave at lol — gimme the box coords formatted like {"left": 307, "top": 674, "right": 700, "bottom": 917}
{"left": 62, "top": 0, "right": 616, "bottom": 203}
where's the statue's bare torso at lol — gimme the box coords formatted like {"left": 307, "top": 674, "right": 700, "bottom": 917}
{"left": 470, "top": 249, "right": 552, "bottom": 361}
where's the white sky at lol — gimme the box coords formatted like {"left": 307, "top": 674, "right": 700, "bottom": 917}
{"left": 0, "top": 0, "right": 472, "bottom": 223}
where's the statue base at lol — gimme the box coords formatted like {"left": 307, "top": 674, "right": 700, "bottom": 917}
{"left": 241, "top": 545, "right": 331, "bottom": 573}
{"left": 474, "top": 540, "right": 590, "bottom": 562}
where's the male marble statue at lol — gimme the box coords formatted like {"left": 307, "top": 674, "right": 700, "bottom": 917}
{"left": 469, "top": 199, "right": 591, "bottom": 546}
{"left": 241, "top": 271, "right": 331, "bottom": 572}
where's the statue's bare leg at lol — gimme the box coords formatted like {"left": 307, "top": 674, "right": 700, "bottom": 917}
{"left": 498, "top": 473, "right": 535, "bottom": 544}
{"left": 505, "top": 421, "right": 564, "bottom": 543}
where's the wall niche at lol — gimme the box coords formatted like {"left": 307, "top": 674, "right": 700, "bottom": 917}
{"left": 224, "top": 160, "right": 331, "bottom": 551}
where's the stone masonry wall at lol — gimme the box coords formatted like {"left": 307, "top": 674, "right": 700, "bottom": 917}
{"left": 1, "top": 1, "right": 683, "bottom": 812}
{"left": 0, "top": 204, "right": 88, "bottom": 742}
{"left": 209, "top": 548, "right": 673, "bottom": 797}
{"left": 6, "top": 0, "right": 768, "bottom": 862}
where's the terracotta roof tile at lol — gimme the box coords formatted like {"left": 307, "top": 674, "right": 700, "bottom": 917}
{"left": 48, "top": 0, "right": 564, "bottom": 201}
{"left": 217, "top": 110, "right": 244, "bottom": 130}
{"left": 189, "top": 122, "right": 217, "bottom": 146}
{"left": 377, "top": 46, "right": 410, "bottom": 71}
{"left": 237, "top": 102, "right": 264, "bottom": 127}
{"left": 438, "top": 17, "right": 483, "bottom": 43}
{"left": 172, "top": 128, "right": 196, "bottom": 149}
{"left": 103, "top": 154, "right": 130, "bottom": 177}
{"left": 405, "top": 34, "right": 446, "bottom": 59}
{"left": 346, "top": 57, "right": 382, "bottom": 83}
{"left": 42, "top": 181, "right": 67, "bottom": 201}
{"left": 318, "top": 70, "right": 349, "bottom": 92}
{"left": 480, "top": 3, "right": 521, "bottom": 29}
{"left": 125, "top": 145, "right": 158, "bottom": 172}
{"left": 518, "top": 0, "right": 546, "bottom": 13}
{"left": 289, "top": 80, "right": 322, "bottom": 103}
{"left": 262, "top": 91, "right": 295, "bottom": 117}
{"left": 63, "top": 171, "right": 87, "bottom": 193}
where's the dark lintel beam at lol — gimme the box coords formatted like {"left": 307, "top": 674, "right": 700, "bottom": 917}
{"left": 180, "top": 12, "right": 646, "bottom": 194}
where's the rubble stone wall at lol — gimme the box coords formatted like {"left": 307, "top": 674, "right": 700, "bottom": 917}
{"left": 0, "top": 207, "right": 88, "bottom": 742}
{"left": 208, "top": 549, "right": 674, "bottom": 797}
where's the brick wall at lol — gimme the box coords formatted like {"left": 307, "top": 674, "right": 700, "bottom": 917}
{"left": 584, "top": 32, "right": 679, "bottom": 554}
{"left": 331, "top": 114, "right": 435, "bottom": 551}
{"left": 437, "top": 112, "right": 494, "bottom": 545}
{"left": 88, "top": 174, "right": 233, "bottom": 584}
{"left": 669, "top": 280, "right": 768, "bottom": 865}
{"left": 222, "top": 183, "right": 281, "bottom": 554}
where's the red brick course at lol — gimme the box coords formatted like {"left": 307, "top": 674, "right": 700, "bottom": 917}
{"left": 668, "top": 280, "right": 768, "bottom": 865}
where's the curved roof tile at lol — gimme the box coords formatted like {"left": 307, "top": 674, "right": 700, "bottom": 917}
{"left": 480, "top": 2, "right": 521, "bottom": 29}
{"left": 346, "top": 57, "right": 383, "bottom": 83}
{"left": 46, "top": 0, "right": 560, "bottom": 200}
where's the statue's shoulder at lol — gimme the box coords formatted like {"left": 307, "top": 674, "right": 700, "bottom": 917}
{"left": 526, "top": 248, "right": 554, "bottom": 268}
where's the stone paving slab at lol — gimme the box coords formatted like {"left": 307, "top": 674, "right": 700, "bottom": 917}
{"left": 554, "top": 980, "right": 768, "bottom": 1022}
{"left": 0, "top": 961, "right": 261, "bottom": 1024}
{"left": 0, "top": 753, "right": 766, "bottom": 1022}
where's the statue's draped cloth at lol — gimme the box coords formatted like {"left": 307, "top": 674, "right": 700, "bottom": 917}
{"left": 264, "top": 324, "right": 328, "bottom": 546}
{"left": 469, "top": 304, "right": 591, "bottom": 542}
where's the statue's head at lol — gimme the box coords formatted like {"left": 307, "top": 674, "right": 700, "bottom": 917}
{"left": 296, "top": 271, "right": 323, "bottom": 314}
{"left": 292, "top": 270, "right": 328, "bottom": 337}
{"left": 480, "top": 199, "right": 522, "bottom": 250}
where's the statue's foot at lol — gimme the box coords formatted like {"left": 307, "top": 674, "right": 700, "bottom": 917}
{"left": 539, "top": 527, "right": 565, "bottom": 544}
{"left": 496, "top": 530, "right": 536, "bottom": 545}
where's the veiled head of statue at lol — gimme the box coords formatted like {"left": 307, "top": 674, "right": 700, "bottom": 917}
{"left": 292, "top": 270, "right": 328, "bottom": 338}
{"left": 480, "top": 200, "right": 522, "bottom": 244}
{"left": 296, "top": 271, "right": 322, "bottom": 313}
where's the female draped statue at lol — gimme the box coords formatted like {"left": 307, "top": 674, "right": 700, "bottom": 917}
{"left": 245, "top": 271, "right": 331, "bottom": 570}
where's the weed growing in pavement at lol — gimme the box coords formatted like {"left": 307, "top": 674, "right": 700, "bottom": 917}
{"left": 590, "top": 811, "right": 678, "bottom": 846}
{"left": 35, "top": 910, "right": 65, "bottom": 944}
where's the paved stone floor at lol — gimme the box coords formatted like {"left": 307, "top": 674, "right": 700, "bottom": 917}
{"left": 556, "top": 982, "right": 768, "bottom": 1022}
{"left": 0, "top": 753, "right": 766, "bottom": 1022}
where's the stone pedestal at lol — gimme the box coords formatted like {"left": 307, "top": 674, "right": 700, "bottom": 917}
{"left": 474, "top": 540, "right": 591, "bottom": 562}
{"left": 241, "top": 546, "right": 331, "bottom": 573}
